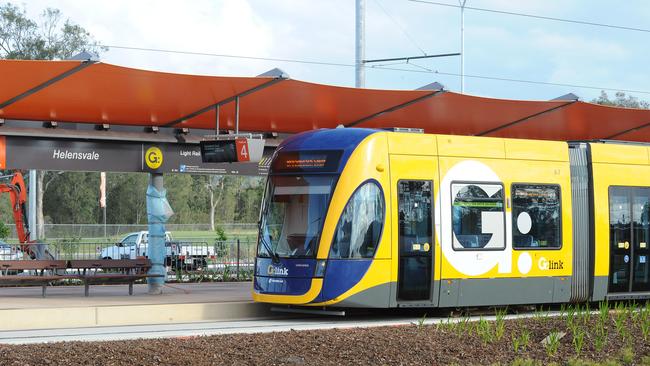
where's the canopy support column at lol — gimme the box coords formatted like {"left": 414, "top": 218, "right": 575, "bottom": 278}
{"left": 215, "top": 104, "right": 220, "bottom": 136}
{"left": 146, "top": 173, "right": 173, "bottom": 295}
{"left": 235, "top": 96, "right": 240, "bottom": 134}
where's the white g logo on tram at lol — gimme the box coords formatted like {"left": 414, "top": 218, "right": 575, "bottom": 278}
{"left": 435, "top": 160, "right": 512, "bottom": 276}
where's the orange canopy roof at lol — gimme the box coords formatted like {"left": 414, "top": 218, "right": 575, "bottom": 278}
{"left": 1, "top": 59, "right": 649, "bottom": 142}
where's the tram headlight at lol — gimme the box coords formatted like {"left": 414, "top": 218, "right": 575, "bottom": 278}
{"left": 314, "top": 260, "right": 327, "bottom": 278}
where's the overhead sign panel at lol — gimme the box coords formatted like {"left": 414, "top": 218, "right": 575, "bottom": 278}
{"left": 2, "top": 136, "right": 270, "bottom": 176}
{"left": 200, "top": 140, "right": 238, "bottom": 163}
{"left": 6, "top": 136, "right": 142, "bottom": 172}
{"left": 200, "top": 138, "right": 265, "bottom": 163}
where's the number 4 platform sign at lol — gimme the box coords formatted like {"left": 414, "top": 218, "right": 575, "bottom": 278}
{"left": 235, "top": 138, "right": 250, "bottom": 162}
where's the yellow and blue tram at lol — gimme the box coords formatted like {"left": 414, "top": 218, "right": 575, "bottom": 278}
{"left": 253, "top": 128, "right": 650, "bottom": 308}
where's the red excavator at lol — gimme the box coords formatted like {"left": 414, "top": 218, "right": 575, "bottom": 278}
{"left": 0, "top": 171, "right": 52, "bottom": 260}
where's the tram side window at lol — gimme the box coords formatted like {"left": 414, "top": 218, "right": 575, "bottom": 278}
{"left": 330, "top": 182, "right": 385, "bottom": 259}
{"left": 512, "top": 184, "right": 561, "bottom": 249}
{"left": 452, "top": 183, "right": 505, "bottom": 250}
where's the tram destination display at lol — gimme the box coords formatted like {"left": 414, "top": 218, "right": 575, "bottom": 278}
{"left": 270, "top": 150, "right": 342, "bottom": 173}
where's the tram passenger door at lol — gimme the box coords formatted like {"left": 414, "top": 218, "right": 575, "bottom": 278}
{"left": 390, "top": 155, "right": 437, "bottom": 305}
{"left": 397, "top": 180, "right": 433, "bottom": 301}
{"left": 608, "top": 187, "right": 650, "bottom": 293}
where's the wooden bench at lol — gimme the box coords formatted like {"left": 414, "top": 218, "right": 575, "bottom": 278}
{"left": 0, "top": 260, "right": 77, "bottom": 297}
{"left": 68, "top": 259, "right": 163, "bottom": 296}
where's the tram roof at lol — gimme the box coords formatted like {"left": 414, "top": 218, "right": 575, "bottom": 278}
{"left": 1, "top": 59, "right": 650, "bottom": 142}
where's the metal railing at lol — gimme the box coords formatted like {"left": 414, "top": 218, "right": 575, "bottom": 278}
{"left": 2, "top": 223, "right": 258, "bottom": 240}
{"left": 0, "top": 239, "right": 257, "bottom": 282}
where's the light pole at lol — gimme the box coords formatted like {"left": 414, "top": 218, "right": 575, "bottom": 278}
{"left": 355, "top": 0, "right": 365, "bottom": 88}
{"left": 459, "top": 0, "right": 468, "bottom": 93}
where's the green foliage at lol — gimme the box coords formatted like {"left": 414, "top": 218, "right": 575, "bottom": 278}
{"left": 533, "top": 307, "right": 550, "bottom": 324}
{"left": 215, "top": 227, "right": 228, "bottom": 241}
{"left": 416, "top": 313, "right": 427, "bottom": 330}
{"left": 0, "top": 221, "right": 10, "bottom": 240}
{"left": 50, "top": 236, "right": 82, "bottom": 259}
{"left": 572, "top": 326, "right": 586, "bottom": 356}
{"left": 510, "top": 358, "right": 539, "bottom": 366}
{"left": 613, "top": 302, "right": 629, "bottom": 340}
{"left": 104, "top": 173, "right": 149, "bottom": 224}
{"left": 640, "top": 304, "right": 650, "bottom": 340}
{"left": 0, "top": 3, "right": 105, "bottom": 60}
{"left": 43, "top": 172, "right": 101, "bottom": 224}
{"left": 544, "top": 331, "right": 562, "bottom": 357}
{"left": 593, "top": 91, "right": 650, "bottom": 109}
{"left": 641, "top": 355, "right": 650, "bottom": 366}
{"left": 476, "top": 316, "right": 494, "bottom": 344}
{"left": 594, "top": 326, "right": 607, "bottom": 352}
{"left": 495, "top": 307, "right": 507, "bottom": 341}
{"left": 619, "top": 347, "right": 634, "bottom": 365}
{"left": 599, "top": 301, "right": 610, "bottom": 324}
{"left": 512, "top": 329, "right": 530, "bottom": 353}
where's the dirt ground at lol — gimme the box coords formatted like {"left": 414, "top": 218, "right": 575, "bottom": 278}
{"left": 0, "top": 312, "right": 649, "bottom": 366}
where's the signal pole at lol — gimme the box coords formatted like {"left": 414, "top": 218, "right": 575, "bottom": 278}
{"left": 355, "top": 0, "right": 365, "bottom": 88}
{"left": 459, "top": 0, "right": 468, "bottom": 93}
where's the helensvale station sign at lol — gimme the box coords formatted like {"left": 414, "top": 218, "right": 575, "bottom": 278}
{"left": 0, "top": 136, "right": 270, "bottom": 176}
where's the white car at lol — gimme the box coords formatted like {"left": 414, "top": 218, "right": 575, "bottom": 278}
{"left": 99, "top": 231, "right": 172, "bottom": 260}
{"left": 99, "top": 231, "right": 212, "bottom": 270}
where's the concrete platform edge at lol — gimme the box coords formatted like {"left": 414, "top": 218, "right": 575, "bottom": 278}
{"left": 0, "top": 301, "right": 272, "bottom": 331}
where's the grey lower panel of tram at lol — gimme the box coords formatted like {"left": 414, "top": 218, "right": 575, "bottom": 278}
{"left": 336, "top": 277, "right": 569, "bottom": 308}
{"left": 438, "top": 277, "right": 571, "bottom": 307}
{"left": 592, "top": 276, "right": 608, "bottom": 301}
{"left": 335, "top": 276, "right": 617, "bottom": 308}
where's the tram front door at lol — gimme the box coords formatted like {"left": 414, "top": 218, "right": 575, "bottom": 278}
{"left": 608, "top": 187, "right": 650, "bottom": 293}
{"left": 397, "top": 180, "right": 433, "bottom": 301}
{"left": 389, "top": 154, "right": 438, "bottom": 305}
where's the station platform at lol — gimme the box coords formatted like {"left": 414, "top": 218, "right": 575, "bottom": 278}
{"left": 0, "top": 282, "right": 272, "bottom": 331}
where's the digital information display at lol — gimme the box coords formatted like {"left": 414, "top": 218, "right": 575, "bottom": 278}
{"left": 200, "top": 140, "right": 238, "bottom": 163}
{"left": 271, "top": 150, "right": 342, "bottom": 173}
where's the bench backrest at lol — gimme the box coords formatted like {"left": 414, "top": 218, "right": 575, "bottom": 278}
{"left": 68, "top": 259, "right": 151, "bottom": 270}
{"left": 0, "top": 260, "right": 67, "bottom": 271}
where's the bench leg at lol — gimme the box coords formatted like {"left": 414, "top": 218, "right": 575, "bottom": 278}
{"left": 129, "top": 282, "right": 133, "bottom": 296}
{"left": 84, "top": 282, "right": 90, "bottom": 297}
{"left": 42, "top": 284, "right": 46, "bottom": 298}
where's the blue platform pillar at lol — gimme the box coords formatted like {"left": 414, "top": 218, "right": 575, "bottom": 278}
{"left": 146, "top": 173, "right": 173, "bottom": 295}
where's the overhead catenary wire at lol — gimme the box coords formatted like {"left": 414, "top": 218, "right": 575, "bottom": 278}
{"left": 372, "top": 0, "right": 428, "bottom": 56}
{"left": 100, "top": 44, "right": 650, "bottom": 96}
{"left": 408, "top": 0, "right": 650, "bottom": 34}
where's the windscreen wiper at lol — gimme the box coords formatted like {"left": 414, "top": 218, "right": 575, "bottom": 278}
{"left": 259, "top": 234, "right": 280, "bottom": 264}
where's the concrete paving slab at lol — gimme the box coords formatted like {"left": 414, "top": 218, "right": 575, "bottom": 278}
{"left": 0, "top": 282, "right": 273, "bottom": 331}
{"left": 0, "top": 282, "right": 253, "bottom": 309}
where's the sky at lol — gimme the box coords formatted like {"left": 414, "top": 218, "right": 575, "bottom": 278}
{"left": 11, "top": 0, "right": 650, "bottom": 102}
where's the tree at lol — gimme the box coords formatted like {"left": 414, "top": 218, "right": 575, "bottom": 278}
{"left": 0, "top": 3, "right": 105, "bottom": 238}
{"left": 592, "top": 91, "right": 650, "bottom": 109}
{"left": 203, "top": 176, "right": 226, "bottom": 231}
{"left": 0, "top": 4, "right": 104, "bottom": 60}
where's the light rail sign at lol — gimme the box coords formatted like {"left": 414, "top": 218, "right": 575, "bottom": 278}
{"left": 0, "top": 136, "right": 271, "bottom": 176}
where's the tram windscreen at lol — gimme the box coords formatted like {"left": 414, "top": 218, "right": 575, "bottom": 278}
{"left": 258, "top": 175, "right": 335, "bottom": 259}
